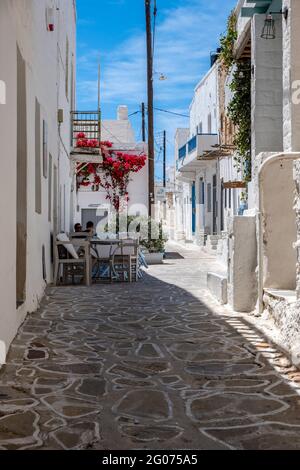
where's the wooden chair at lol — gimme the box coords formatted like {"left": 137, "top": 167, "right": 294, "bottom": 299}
{"left": 92, "top": 241, "right": 116, "bottom": 283}
{"left": 53, "top": 237, "right": 91, "bottom": 286}
{"left": 113, "top": 238, "right": 140, "bottom": 282}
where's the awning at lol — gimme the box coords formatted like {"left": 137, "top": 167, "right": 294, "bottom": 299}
{"left": 198, "top": 144, "right": 236, "bottom": 160}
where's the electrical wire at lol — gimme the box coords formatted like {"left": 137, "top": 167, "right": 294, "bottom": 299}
{"left": 128, "top": 110, "right": 140, "bottom": 117}
{"left": 101, "top": 122, "right": 124, "bottom": 145}
{"left": 153, "top": 107, "right": 189, "bottom": 118}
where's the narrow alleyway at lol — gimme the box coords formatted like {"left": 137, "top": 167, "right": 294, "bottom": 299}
{"left": 1, "top": 242, "right": 300, "bottom": 450}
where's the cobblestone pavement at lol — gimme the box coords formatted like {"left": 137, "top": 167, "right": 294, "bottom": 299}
{"left": 1, "top": 242, "right": 300, "bottom": 450}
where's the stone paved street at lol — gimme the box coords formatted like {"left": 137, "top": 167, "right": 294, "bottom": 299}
{"left": 1, "top": 242, "right": 300, "bottom": 450}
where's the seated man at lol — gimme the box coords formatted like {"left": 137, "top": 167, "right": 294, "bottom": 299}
{"left": 85, "top": 221, "right": 95, "bottom": 236}
{"left": 74, "top": 223, "right": 82, "bottom": 232}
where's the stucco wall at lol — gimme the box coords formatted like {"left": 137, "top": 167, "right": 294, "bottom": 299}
{"left": 190, "top": 64, "right": 219, "bottom": 136}
{"left": 228, "top": 215, "right": 257, "bottom": 312}
{"left": 0, "top": 0, "right": 75, "bottom": 360}
{"left": 75, "top": 155, "right": 149, "bottom": 227}
{"left": 251, "top": 14, "right": 283, "bottom": 165}
{"left": 262, "top": 159, "right": 297, "bottom": 290}
{"left": 283, "top": 0, "right": 300, "bottom": 153}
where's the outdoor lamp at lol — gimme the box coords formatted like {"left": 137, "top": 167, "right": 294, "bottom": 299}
{"left": 261, "top": 7, "right": 289, "bottom": 40}
{"left": 261, "top": 14, "right": 276, "bottom": 39}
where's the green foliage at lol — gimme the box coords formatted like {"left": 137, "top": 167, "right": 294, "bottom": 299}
{"left": 227, "top": 62, "right": 252, "bottom": 182}
{"left": 220, "top": 11, "right": 238, "bottom": 71}
{"left": 139, "top": 219, "right": 167, "bottom": 253}
{"left": 105, "top": 215, "right": 168, "bottom": 253}
{"left": 220, "top": 10, "right": 252, "bottom": 185}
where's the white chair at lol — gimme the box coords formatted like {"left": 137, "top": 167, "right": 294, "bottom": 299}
{"left": 54, "top": 233, "right": 91, "bottom": 286}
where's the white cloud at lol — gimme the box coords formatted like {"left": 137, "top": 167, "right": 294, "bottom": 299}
{"left": 77, "top": 0, "right": 236, "bottom": 170}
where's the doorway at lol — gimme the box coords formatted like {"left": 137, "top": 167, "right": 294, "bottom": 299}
{"left": 16, "top": 46, "right": 27, "bottom": 307}
{"left": 213, "top": 174, "right": 217, "bottom": 234}
{"left": 191, "top": 182, "right": 196, "bottom": 235}
{"left": 82, "top": 208, "right": 108, "bottom": 233}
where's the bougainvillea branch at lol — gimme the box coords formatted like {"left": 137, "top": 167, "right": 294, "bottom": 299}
{"left": 76, "top": 133, "right": 147, "bottom": 211}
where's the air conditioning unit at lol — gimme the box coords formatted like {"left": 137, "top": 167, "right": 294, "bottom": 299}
{"left": 46, "top": 7, "right": 55, "bottom": 31}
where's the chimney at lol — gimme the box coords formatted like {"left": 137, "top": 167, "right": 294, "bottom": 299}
{"left": 117, "top": 105, "right": 128, "bottom": 121}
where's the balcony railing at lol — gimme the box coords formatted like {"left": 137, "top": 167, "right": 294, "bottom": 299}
{"left": 71, "top": 111, "right": 101, "bottom": 148}
{"left": 178, "top": 145, "right": 187, "bottom": 160}
{"left": 188, "top": 135, "right": 197, "bottom": 154}
{"left": 177, "top": 133, "right": 220, "bottom": 169}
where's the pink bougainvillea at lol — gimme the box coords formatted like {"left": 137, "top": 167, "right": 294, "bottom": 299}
{"left": 76, "top": 133, "right": 146, "bottom": 211}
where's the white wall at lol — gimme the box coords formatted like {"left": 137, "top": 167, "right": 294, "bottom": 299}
{"left": 251, "top": 14, "right": 283, "bottom": 161}
{"left": 190, "top": 64, "right": 219, "bottom": 137}
{"left": 0, "top": 0, "right": 75, "bottom": 360}
{"left": 75, "top": 154, "right": 149, "bottom": 228}
{"left": 283, "top": 0, "right": 300, "bottom": 153}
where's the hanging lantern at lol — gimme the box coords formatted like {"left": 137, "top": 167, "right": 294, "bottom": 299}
{"left": 261, "top": 14, "right": 276, "bottom": 39}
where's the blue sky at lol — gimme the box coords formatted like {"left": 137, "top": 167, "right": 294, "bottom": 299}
{"left": 76, "top": 0, "right": 237, "bottom": 180}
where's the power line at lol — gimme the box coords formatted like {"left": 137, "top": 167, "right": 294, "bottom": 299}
{"left": 128, "top": 110, "right": 140, "bottom": 117}
{"left": 128, "top": 107, "right": 190, "bottom": 120}
{"left": 101, "top": 121, "right": 124, "bottom": 145}
{"left": 154, "top": 107, "right": 189, "bottom": 118}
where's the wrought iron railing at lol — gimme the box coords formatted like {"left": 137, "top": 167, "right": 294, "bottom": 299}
{"left": 71, "top": 111, "right": 101, "bottom": 148}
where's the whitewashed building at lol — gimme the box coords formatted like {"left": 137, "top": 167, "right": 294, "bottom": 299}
{"left": 0, "top": 0, "right": 76, "bottom": 361}
{"left": 174, "top": 61, "right": 243, "bottom": 250}
{"left": 205, "top": 0, "right": 300, "bottom": 362}
{"left": 72, "top": 106, "right": 149, "bottom": 231}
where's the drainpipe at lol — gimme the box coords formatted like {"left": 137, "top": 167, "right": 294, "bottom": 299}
{"left": 258, "top": 152, "right": 300, "bottom": 314}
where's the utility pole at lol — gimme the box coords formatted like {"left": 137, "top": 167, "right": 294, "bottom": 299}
{"left": 145, "top": 0, "right": 155, "bottom": 216}
{"left": 141, "top": 102, "right": 146, "bottom": 143}
{"left": 163, "top": 130, "right": 166, "bottom": 188}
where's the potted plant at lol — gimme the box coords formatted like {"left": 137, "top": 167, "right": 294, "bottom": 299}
{"left": 138, "top": 218, "right": 168, "bottom": 265}
{"left": 103, "top": 215, "right": 168, "bottom": 264}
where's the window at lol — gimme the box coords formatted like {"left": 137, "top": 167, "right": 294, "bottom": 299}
{"left": 208, "top": 113, "right": 212, "bottom": 134}
{"left": 48, "top": 154, "right": 52, "bottom": 222}
{"left": 16, "top": 46, "right": 28, "bottom": 306}
{"left": 35, "top": 98, "right": 42, "bottom": 214}
{"left": 70, "top": 57, "right": 74, "bottom": 109}
{"left": 42, "top": 245, "right": 47, "bottom": 281}
{"left": 200, "top": 178, "right": 205, "bottom": 204}
{"left": 207, "top": 183, "right": 212, "bottom": 213}
{"left": 43, "top": 120, "right": 48, "bottom": 178}
{"left": 199, "top": 122, "right": 203, "bottom": 134}
{"left": 65, "top": 37, "right": 69, "bottom": 99}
